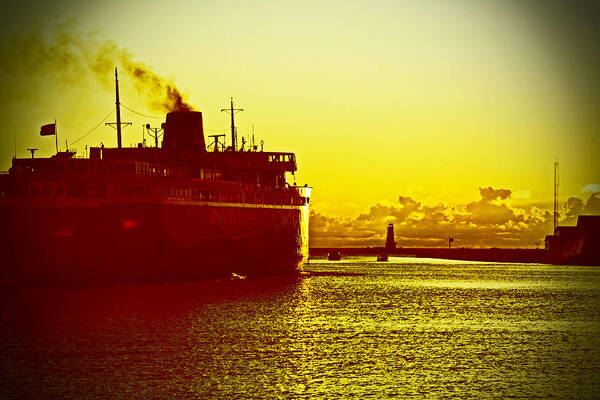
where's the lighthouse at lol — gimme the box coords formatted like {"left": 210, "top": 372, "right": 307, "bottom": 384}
{"left": 385, "top": 223, "right": 396, "bottom": 250}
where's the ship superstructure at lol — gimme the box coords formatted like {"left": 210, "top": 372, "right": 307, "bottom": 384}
{"left": 0, "top": 70, "right": 311, "bottom": 284}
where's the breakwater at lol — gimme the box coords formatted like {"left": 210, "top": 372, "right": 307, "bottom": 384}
{"left": 311, "top": 247, "right": 551, "bottom": 264}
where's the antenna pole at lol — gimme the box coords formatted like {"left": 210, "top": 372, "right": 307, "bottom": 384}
{"left": 106, "top": 69, "right": 132, "bottom": 143}
{"left": 230, "top": 98, "right": 235, "bottom": 150}
{"left": 553, "top": 160, "right": 559, "bottom": 234}
{"left": 55, "top": 119, "right": 59, "bottom": 153}
{"left": 115, "top": 68, "right": 122, "bottom": 149}
{"left": 221, "top": 98, "right": 243, "bottom": 151}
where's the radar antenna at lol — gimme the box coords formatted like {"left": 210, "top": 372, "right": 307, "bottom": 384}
{"left": 208, "top": 134, "right": 226, "bottom": 152}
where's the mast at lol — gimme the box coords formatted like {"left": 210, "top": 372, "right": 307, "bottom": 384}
{"left": 230, "top": 98, "right": 235, "bottom": 150}
{"left": 554, "top": 160, "right": 559, "bottom": 234}
{"left": 55, "top": 119, "right": 58, "bottom": 153}
{"left": 115, "top": 67, "right": 122, "bottom": 149}
{"left": 221, "top": 98, "right": 243, "bottom": 151}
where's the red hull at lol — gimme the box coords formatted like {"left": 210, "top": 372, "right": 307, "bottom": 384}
{"left": 0, "top": 201, "right": 309, "bottom": 285}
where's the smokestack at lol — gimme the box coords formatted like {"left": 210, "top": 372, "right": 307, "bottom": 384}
{"left": 162, "top": 111, "right": 206, "bottom": 152}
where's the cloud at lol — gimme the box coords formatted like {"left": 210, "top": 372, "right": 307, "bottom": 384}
{"left": 309, "top": 188, "right": 599, "bottom": 248}
{"left": 565, "top": 196, "right": 585, "bottom": 217}
{"left": 512, "top": 189, "right": 531, "bottom": 199}
{"left": 478, "top": 186, "right": 512, "bottom": 201}
{"left": 585, "top": 192, "right": 600, "bottom": 213}
{"left": 582, "top": 184, "right": 600, "bottom": 193}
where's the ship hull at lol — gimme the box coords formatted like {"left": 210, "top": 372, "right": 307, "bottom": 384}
{"left": 0, "top": 201, "right": 309, "bottom": 285}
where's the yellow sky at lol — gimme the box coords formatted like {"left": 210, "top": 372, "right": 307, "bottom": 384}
{"left": 1, "top": 0, "right": 598, "bottom": 225}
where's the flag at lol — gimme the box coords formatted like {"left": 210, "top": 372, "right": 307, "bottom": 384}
{"left": 40, "top": 123, "right": 56, "bottom": 136}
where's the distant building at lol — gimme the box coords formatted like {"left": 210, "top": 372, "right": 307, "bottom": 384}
{"left": 545, "top": 215, "right": 600, "bottom": 264}
{"left": 385, "top": 223, "right": 396, "bottom": 250}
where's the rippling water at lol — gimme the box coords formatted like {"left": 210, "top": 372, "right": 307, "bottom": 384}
{"left": 1, "top": 257, "right": 599, "bottom": 398}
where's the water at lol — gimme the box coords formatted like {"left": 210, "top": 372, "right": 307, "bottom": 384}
{"left": 1, "top": 257, "right": 599, "bottom": 398}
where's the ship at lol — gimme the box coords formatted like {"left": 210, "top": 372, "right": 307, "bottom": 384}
{"left": 376, "top": 253, "right": 388, "bottom": 262}
{"left": 0, "top": 69, "right": 311, "bottom": 285}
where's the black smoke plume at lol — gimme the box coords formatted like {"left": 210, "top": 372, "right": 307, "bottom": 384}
{"left": 91, "top": 40, "right": 193, "bottom": 112}
{"left": 1, "top": 23, "right": 193, "bottom": 113}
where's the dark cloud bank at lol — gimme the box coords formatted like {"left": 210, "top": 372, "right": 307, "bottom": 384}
{"left": 310, "top": 188, "right": 600, "bottom": 248}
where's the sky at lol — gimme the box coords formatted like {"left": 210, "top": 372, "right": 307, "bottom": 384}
{"left": 1, "top": 0, "right": 599, "bottom": 247}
